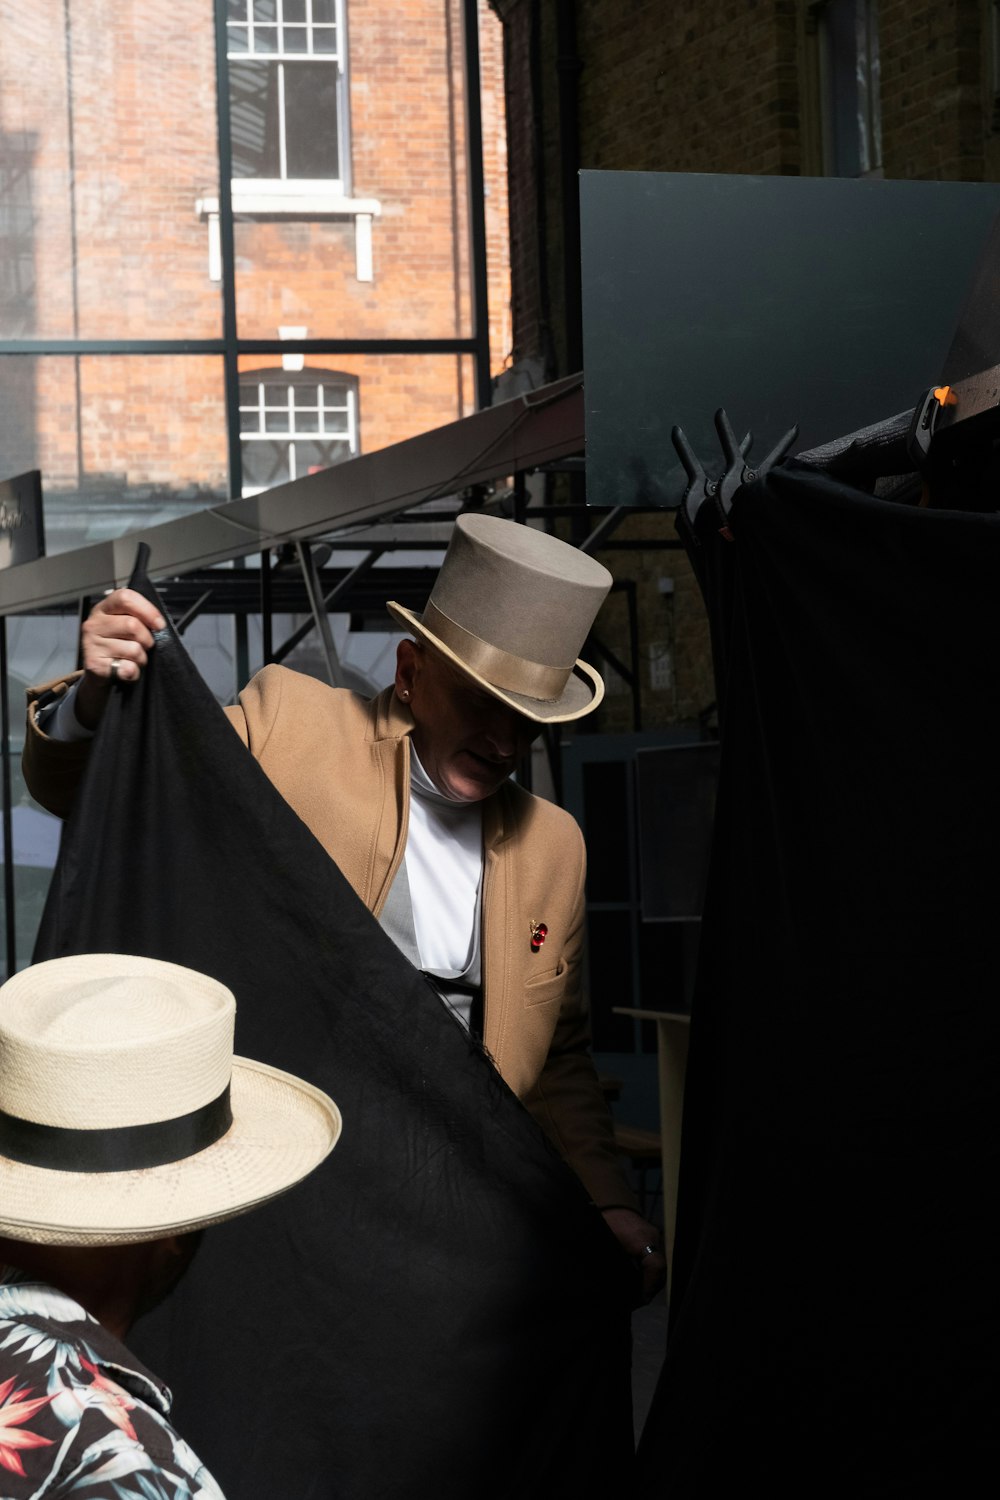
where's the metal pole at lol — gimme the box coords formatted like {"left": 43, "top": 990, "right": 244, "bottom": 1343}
{"left": 295, "top": 541, "right": 345, "bottom": 687}
{"left": 555, "top": 0, "right": 583, "bottom": 374}
{"left": 579, "top": 505, "right": 626, "bottom": 555}
{"left": 272, "top": 548, "right": 384, "bottom": 666}
{"left": 213, "top": 0, "right": 250, "bottom": 690}
{"left": 625, "top": 578, "right": 642, "bottom": 732}
{"left": 260, "top": 544, "right": 273, "bottom": 665}
{"left": 173, "top": 590, "right": 215, "bottom": 638}
{"left": 0, "top": 618, "right": 16, "bottom": 978}
{"left": 461, "top": 0, "right": 491, "bottom": 409}
{"left": 213, "top": 0, "right": 242, "bottom": 501}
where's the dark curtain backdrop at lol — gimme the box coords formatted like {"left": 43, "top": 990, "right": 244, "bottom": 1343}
{"left": 34, "top": 564, "right": 633, "bottom": 1500}
{"left": 639, "top": 466, "right": 1000, "bottom": 1494}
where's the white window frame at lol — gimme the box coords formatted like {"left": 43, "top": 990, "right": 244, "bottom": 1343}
{"left": 238, "top": 370, "right": 360, "bottom": 497}
{"left": 226, "top": 0, "right": 352, "bottom": 194}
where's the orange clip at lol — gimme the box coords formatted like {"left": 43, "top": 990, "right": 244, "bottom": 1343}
{"left": 932, "top": 385, "right": 957, "bottom": 408}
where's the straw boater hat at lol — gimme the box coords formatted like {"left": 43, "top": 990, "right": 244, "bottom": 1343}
{"left": 387, "top": 513, "right": 612, "bottom": 723}
{"left": 0, "top": 954, "right": 341, "bottom": 1247}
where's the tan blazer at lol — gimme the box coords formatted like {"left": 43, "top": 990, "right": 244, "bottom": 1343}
{"left": 24, "top": 665, "right": 636, "bottom": 1209}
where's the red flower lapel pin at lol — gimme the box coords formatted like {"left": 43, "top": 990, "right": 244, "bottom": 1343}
{"left": 529, "top": 921, "right": 548, "bottom": 954}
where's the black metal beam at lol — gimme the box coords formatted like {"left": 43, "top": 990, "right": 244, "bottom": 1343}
{"left": 0, "top": 619, "right": 15, "bottom": 978}
{"left": 462, "top": 0, "right": 491, "bottom": 408}
{"left": 0, "top": 339, "right": 482, "bottom": 357}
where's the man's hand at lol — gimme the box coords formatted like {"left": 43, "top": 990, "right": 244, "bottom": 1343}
{"left": 76, "top": 589, "right": 166, "bottom": 729}
{"left": 601, "top": 1206, "right": 667, "bottom": 1303}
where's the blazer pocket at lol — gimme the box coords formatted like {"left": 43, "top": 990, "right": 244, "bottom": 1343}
{"left": 523, "top": 963, "right": 566, "bottom": 1007}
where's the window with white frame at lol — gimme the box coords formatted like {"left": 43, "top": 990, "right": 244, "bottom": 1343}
{"left": 815, "top": 0, "right": 882, "bottom": 177}
{"left": 239, "top": 371, "right": 359, "bottom": 495}
{"left": 227, "top": 0, "right": 348, "bottom": 188}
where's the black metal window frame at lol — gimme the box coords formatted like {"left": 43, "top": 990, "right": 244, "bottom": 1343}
{"left": 0, "top": 0, "right": 492, "bottom": 497}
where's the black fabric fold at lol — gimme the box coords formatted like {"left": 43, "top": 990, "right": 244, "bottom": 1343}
{"left": 640, "top": 466, "right": 1000, "bottom": 1494}
{"left": 33, "top": 561, "right": 633, "bottom": 1499}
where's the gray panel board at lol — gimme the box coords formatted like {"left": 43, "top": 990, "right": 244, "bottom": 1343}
{"left": 581, "top": 172, "right": 1000, "bottom": 508}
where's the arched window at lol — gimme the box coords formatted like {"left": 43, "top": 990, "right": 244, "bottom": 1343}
{"left": 238, "top": 369, "right": 359, "bottom": 495}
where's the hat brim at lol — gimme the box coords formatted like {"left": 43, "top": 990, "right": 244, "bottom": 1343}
{"left": 0, "top": 1059, "right": 341, "bottom": 1247}
{"left": 386, "top": 602, "right": 605, "bottom": 724}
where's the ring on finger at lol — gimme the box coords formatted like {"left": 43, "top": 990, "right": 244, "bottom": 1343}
{"left": 109, "top": 658, "right": 122, "bottom": 680}
{"left": 641, "top": 1243, "right": 658, "bottom": 1258}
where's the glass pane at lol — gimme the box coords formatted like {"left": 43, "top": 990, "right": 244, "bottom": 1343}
{"left": 321, "top": 388, "right": 351, "bottom": 418}
{"left": 293, "top": 398, "right": 321, "bottom": 433}
{"left": 263, "top": 403, "right": 291, "bottom": 433}
{"left": 284, "top": 0, "right": 307, "bottom": 21}
{"left": 233, "top": 3, "right": 509, "bottom": 356}
{"left": 238, "top": 391, "right": 262, "bottom": 431}
{"left": 229, "top": 61, "right": 282, "bottom": 178}
{"left": 228, "top": 24, "right": 249, "bottom": 54}
{"left": 0, "top": 355, "right": 228, "bottom": 555}
{"left": 282, "top": 24, "right": 309, "bottom": 54}
{"left": 253, "top": 0, "right": 277, "bottom": 22}
{"left": 311, "top": 25, "right": 339, "bottom": 55}
{"left": 227, "top": 0, "right": 249, "bottom": 21}
{"left": 293, "top": 437, "right": 352, "bottom": 473}
{"left": 0, "top": 0, "right": 222, "bottom": 340}
{"left": 824, "top": 0, "right": 864, "bottom": 176}
{"left": 242, "top": 438, "right": 290, "bottom": 490}
{"left": 283, "top": 62, "right": 340, "bottom": 179}
{"left": 312, "top": 0, "right": 337, "bottom": 23}
{"left": 0, "top": 148, "right": 34, "bottom": 337}
{"left": 250, "top": 22, "right": 279, "bottom": 54}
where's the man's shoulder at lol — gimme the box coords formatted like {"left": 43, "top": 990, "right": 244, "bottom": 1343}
{"left": 501, "top": 780, "right": 584, "bottom": 853}
{"left": 240, "top": 666, "right": 398, "bottom": 741}
{"left": 244, "top": 665, "right": 375, "bottom": 719}
{"left": 0, "top": 1282, "right": 221, "bottom": 1499}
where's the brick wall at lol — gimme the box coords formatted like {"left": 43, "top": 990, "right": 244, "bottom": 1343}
{"left": 0, "top": 0, "right": 509, "bottom": 540}
{"left": 578, "top": 0, "right": 802, "bottom": 177}
{"left": 880, "top": 0, "right": 986, "bottom": 180}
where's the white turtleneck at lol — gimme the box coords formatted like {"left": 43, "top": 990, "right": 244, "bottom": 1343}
{"left": 405, "top": 746, "right": 483, "bottom": 978}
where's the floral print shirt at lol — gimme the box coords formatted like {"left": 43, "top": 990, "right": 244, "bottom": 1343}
{"left": 0, "top": 1273, "right": 224, "bottom": 1499}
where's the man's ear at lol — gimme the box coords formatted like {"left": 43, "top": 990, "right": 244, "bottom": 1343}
{"left": 395, "top": 638, "right": 421, "bottom": 701}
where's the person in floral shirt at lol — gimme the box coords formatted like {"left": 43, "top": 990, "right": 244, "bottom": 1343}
{"left": 0, "top": 1271, "right": 222, "bottom": 1499}
{"left": 0, "top": 953, "right": 340, "bottom": 1500}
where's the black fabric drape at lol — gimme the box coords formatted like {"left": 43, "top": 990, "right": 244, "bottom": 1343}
{"left": 638, "top": 466, "right": 1000, "bottom": 1494}
{"left": 34, "top": 564, "right": 633, "bottom": 1499}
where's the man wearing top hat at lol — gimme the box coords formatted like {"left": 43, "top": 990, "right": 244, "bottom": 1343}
{"left": 22, "top": 515, "right": 665, "bottom": 1293}
{"left": 0, "top": 952, "right": 340, "bottom": 1498}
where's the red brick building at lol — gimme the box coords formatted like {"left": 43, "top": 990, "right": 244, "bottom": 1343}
{"left": 0, "top": 0, "right": 509, "bottom": 554}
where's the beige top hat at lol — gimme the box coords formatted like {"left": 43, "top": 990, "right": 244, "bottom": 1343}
{"left": 0, "top": 954, "right": 341, "bottom": 1247}
{"left": 387, "top": 514, "right": 612, "bottom": 723}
